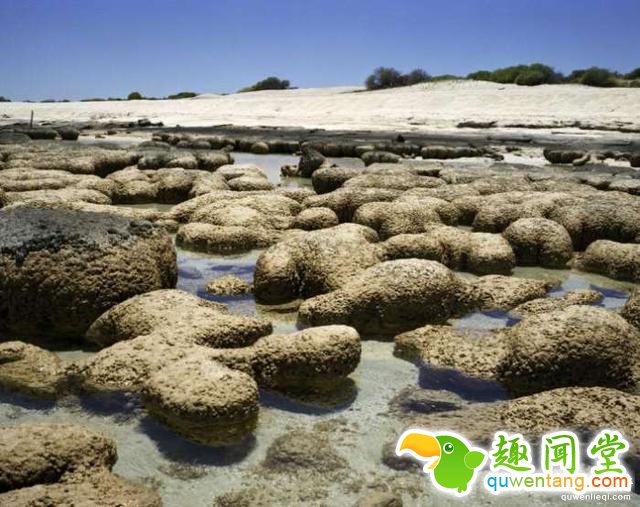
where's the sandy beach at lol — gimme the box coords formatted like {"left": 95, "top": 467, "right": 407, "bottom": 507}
{"left": 3, "top": 80, "right": 640, "bottom": 132}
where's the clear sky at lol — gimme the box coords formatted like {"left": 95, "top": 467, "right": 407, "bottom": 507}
{"left": 1, "top": 0, "right": 639, "bottom": 101}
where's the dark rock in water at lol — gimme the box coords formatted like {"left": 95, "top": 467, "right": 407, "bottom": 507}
{"left": 56, "top": 127, "right": 80, "bottom": 141}
{"left": 355, "top": 492, "right": 403, "bottom": 507}
{"left": 263, "top": 429, "right": 347, "bottom": 473}
{"left": 0, "top": 131, "right": 30, "bottom": 144}
{"left": 543, "top": 148, "right": 586, "bottom": 164}
{"left": 0, "top": 207, "right": 177, "bottom": 341}
{"left": 457, "top": 120, "right": 497, "bottom": 128}
{"left": 250, "top": 141, "right": 269, "bottom": 154}
{"left": 22, "top": 128, "right": 58, "bottom": 140}
{"left": 387, "top": 386, "right": 467, "bottom": 416}
{"left": 631, "top": 153, "right": 640, "bottom": 168}
{"left": 298, "top": 145, "right": 326, "bottom": 177}
{"left": 360, "top": 150, "right": 401, "bottom": 166}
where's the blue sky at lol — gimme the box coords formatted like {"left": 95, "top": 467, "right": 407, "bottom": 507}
{"left": 1, "top": 0, "right": 639, "bottom": 100}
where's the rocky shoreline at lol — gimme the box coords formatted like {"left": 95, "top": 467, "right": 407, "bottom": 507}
{"left": 0, "top": 126, "right": 639, "bottom": 504}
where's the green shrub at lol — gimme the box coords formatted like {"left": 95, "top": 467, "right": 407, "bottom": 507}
{"left": 365, "top": 67, "right": 406, "bottom": 90}
{"left": 0, "top": 96, "right": 10, "bottom": 102}
{"left": 579, "top": 67, "right": 617, "bottom": 87}
{"left": 466, "top": 70, "right": 492, "bottom": 81}
{"left": 626, "top": 67, "right": 640, "bottom": 80}
{"left": 404, "top": 68, "right": 431, "bottom": 85}
{"left": 467, "top": 63, "right": 560, "bottom": 86}
{"left": 364, "top": 67, "right": 431, "bottom": 90}
{"left": 240, "top": 77, "right": 291, "bottom": 92}
{"left": 127, "top": 91, "right": 143, "bottom": 100}
{"left": 167, "top": 91, "right": 198, "bottom": 99}
{"left": 629, "top": 79, "right": 640, "bottom": 88}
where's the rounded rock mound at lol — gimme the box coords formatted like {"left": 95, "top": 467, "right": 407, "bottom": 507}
{"left": 0, "top": 207, "right": 177, "bottom": 340}
{"left": 143, "top": 356, "right": 259, "bottom": 445}
{"left": 502, "top": 217, "right": 573, "bottom": 268}
{"left": 497, "top": 305, "right": 640, "bottom": 396}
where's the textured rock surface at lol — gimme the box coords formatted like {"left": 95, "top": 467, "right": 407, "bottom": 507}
{"left": 510, "top": 289, "right": 603, "bottom": 318}
{"left": 470, "top": 274, "right": 559, "bottom": 310}
{"left": 621, "top": 289, "right": 640, "bottom": 329}
{"left": 291, "top": 207, "right": 339, "bottom": 230}
{"left": 0, "top": 470, "right": 162, "bottom": 507}
{"left": 579, "top": 240, "right": 640, "bottom": 282}
{"left": 497, "top": 306, "right": 640, "bottom": 395}
{"left": 176, "top": 222, "right": 278, "bottom": 254}
{"left": 0, "top": 207, "right": 177, "bottom": 340}
{"left": 205, "top": 275, "right": 253, "bottom": 296}
{"left": 254, "top": 224, "right": 381, "bottom": 304}
{"left": 143, "top": 356, "right": 260, "bottom": 444}
{"left": 0, "top": 341, "right": 65, "bottom": 397}
{"left": 298, "top": 260, "right": 470, "bottom": 335}
{"left": 0, "top": 424, "right": 117, "bottom": 492}
{"left": 503, "top": 217, "right": 573, "bottom": 268}
{"left": 263, "top": 430, "right": 347, "bottom": 472}
{"left": 86, "top": 289, "right": 271, "bottom": 348}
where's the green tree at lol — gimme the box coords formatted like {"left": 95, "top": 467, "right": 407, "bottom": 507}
{"left": 127, "top": 91, "right": 143, "bottom": 100}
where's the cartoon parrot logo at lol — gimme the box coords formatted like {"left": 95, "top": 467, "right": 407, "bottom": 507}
{"left": 396, "top": 429, "right": 487, "bottom": 496}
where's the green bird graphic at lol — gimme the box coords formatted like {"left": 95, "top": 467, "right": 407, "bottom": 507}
{"left": 396, "top": 430, "right": 487, "bottom": 495}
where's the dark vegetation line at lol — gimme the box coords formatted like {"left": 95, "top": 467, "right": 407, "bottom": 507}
{"left": 3, "top": 65, "right": 639, "bottom": 103}
{"left": 364, "top": 64, "right": 640, "bottom": 90}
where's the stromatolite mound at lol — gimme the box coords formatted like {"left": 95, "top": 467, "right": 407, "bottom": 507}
{"left": 621, "top": 289, "right": 640, "bottom": 329}
{"left": 0, "top": 470, "right": 161, "bottom": 507}
{"left": 85, "top": 289, "right": 271, "bottom": 348}
{"left": 0, "top": 341, "right": 65, "bottom": 397}
{"left": 578, "top": 240, "right": 640, "bottom": 282}
{"left": 254, "top": 223, "right": 381, "bottom": 304}
{"left": 291, "top": 207, "right": 339, "bottom": 230}
{"left": 0, "top": 425, "right": 160, "bottom": 505}
{"left": 298, "top": 259, "right": 470, "bottom": 335}
{"left": 0, "top": 424, "right": 117, "bottom": 492}
{"left": 502, "top": 217, "right": 573, "bottom": 268}
{"left": 143, "top": 356, "right": 260, "bottom": 444}
{"left": 0, "top": 207, "right": 177, "bottom": 340}
{"left": 496, "top": 305, "right": 640, "bottom": 396}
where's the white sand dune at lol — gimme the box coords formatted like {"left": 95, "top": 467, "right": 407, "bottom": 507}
{"left": 2, "top": 80, "right": 640, "bottom": 132}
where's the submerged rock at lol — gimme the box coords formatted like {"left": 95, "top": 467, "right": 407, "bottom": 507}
{"left": 510, "top": 289, "right": 603, "bottom": 318}
{"left": 470, "top": 274, "right": 558, "bottom": 310}
{"left": 395, "top": 325, "right": 506, "bottom": 380}
{"left": 205, "top": 275, "right": 254, "bottom": 296}
{"left": 263, "top": 429, "right": 347, "bottom": 472}
{"left": 0, "top": 207, "right": 177, "bottom": 341}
